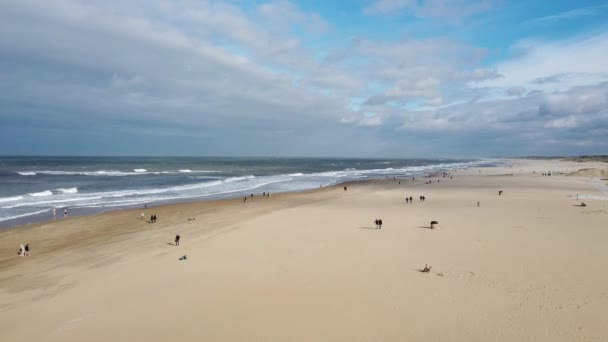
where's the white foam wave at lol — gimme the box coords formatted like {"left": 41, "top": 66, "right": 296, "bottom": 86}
{"left": 57, "top": 187, "right": 78, "bottom": 194}
{"left": 30, "top": 169, "right": 220, "bottom": 177}
{"left": 0, "top": 195, "right": 24, "bottom": 203}
{"left": 0, "top": 208, "right": 51, "bottom": 223}
{"left": 288, "top": 173, "right": 303, "bottom": 176}
{"left": 29, "top": 190, "right": 53, "bottom": 197}
{"left": 224, "top": 175, "right": 255, "bottom": 183}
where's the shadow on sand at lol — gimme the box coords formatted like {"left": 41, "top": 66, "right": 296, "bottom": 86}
{"left": 418, "top": 226, "right": 432, "bottom": 229}
{"left": 359, "top": 226, "right": 378, "bottom": 230}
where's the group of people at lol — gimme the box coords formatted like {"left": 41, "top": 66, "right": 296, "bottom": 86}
{"left": 244, "top": 192, "right": 272, "bottom": 202}
{"left": 17, "top": 243, "right": 30, "bottom": 257}
{"left": 52, "top": 207, "right": 68, "bottom": 220}
{"left": 374, "top": 219, "right": 383, "bottom": 229}
{"left": 405, "top": 195, "right": 426, "bottom": 203}
{"left": 150, "top": 214, "right": 158, "bottom": 223}
{"left": 542, "top": 172, "right": 552, "bottom": 176}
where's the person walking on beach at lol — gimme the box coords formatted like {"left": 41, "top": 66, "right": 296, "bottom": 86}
{"left": 64, "top": 208, "right": 68, "bottom": 218}
{"left": 24, "top": 244, "right": 29, "bottom": 256}
{"left": 406, "top": 197, "right": 409, "bottom": 204}
{"left": 53, "top": 207, "right": 56, "bottom": 220}
{"left": 19, "top": 244, "right": 25, "bottom": 257}
{"left": 141, "top": 213, "right": 145, "bottom": 220}
{"left": 378, "top": 219, "right": 383, "bottom": 229}
{"left": 409, "top": 196, "right": 413, "bottom": 203}
{"left": 175, "top": 234, "right": 180, "bottom": 246}
{"left": 374, "top": 219, "right": 379, "bottom": 229}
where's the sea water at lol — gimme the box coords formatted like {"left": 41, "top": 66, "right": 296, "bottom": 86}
{"left": 0, "top": 156, "right": 503, "bottom": 228}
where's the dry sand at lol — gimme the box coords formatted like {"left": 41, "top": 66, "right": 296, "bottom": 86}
{"left": 1, "top": 159, "right": 608, "bottom": 341}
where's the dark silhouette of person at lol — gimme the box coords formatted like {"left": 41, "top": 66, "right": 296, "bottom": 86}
{"left": 150, "top": 214, "right": 154, "bottom": 222}
{"left": 378, "top": 219, "right": 383, "bottom": 229}
{"left": 406, "top": 197, "right": 409, "bottom": 203}
{"left": 374, "top": 219, "right": 379, "bottom": 229}
{"left": 24, "top": 244, "right": 30, "bottom": 256}
{"left": 175, "top": 234, "right": 180, "bottom": 246}
{"left": 409, "top": 196, "right": 413, "bottom": 202}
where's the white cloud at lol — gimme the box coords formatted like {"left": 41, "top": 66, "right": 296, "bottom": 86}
{"left": 527, "top": 4, "right": 608, "bottom": 24}
{"left": 475, "top": 32, "right": 608, "bottom": 92}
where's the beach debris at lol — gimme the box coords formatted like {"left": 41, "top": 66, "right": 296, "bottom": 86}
{"left": 421, "top": 264, "right": 432, "bottom": 273}
{"left": 580, "top": 202, "right": 587, "bottom": 207}
{"left": 498, "top": 190, "right": 503, "bottom": 195}
{"left": 430, "top": 220, "right": 439, "bottom": 229}
{"left": 179, "top": 255, "right": 188, "bottom": 260}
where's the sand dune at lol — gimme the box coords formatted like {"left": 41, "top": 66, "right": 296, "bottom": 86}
{"left": 567, "top": 168, "right": 608, "bottom": 177}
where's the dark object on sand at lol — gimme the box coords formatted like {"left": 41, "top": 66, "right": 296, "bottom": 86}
{"left": 498, "top": 190, "right": 503, "bottom": 195}
{"left": 344, "top": 186, "right": 347, "bottom": 191}
{"left": 430, "top": 220, "right": 439, "bottom": 229}
{"left": 179, "top": 255, "right": 187, "bottom": 260}
{"left": 421, "top": 264, "right": 432, "bottom": 273}
{"left": 580, "top": 202, "right": 587, "bottom": 207}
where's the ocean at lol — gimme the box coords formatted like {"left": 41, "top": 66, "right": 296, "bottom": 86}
{"left": 0, "top": 156, "right": 503, "bottom": 228}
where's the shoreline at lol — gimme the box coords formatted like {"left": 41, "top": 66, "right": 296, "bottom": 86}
{"left": 0, "top": 161, "right": 493, "bottom": 231}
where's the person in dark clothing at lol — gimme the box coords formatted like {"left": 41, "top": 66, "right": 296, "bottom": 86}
{"left": 378, "top": 219, "right": 383, "bottom": 229}
{"left": 175, "top": 234, "right": 180, "bottom": 246}
{"left": 374, "top": 219, "right": 379, "bottom": 229}
{"left": 406, "top": 197, "right": 409, "bottom": 203}
{"left": 409, "top": 196, "right": 413, "bottom": 202}
{"left": 150, "top": 214, "right": 154, "bottom": 222}
{"left": 24, "top": 244, "right": 30, "bottom": 256}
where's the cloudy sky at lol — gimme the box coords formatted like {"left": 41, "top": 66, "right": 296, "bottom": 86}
{"left": 1, "top": 0, "right": 607, "bottom": 157}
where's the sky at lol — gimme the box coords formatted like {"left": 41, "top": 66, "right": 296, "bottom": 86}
{"left": 1, "top": 0, "right": 607, "bottom": 157}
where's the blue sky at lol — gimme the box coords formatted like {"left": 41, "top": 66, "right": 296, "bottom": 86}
{"left": 0, "top": 0, "right": 607, "bottom": 157}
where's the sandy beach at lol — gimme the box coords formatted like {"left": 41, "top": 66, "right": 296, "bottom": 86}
{"left": 1, "top": 158, "right": 608, "bottom": 341}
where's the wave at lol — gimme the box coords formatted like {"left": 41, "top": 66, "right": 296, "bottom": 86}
{"left": 57, "top": 187, "right": 78, "bottom": 194}
{"left": 0, "top": 195, "right": 24, "bottom": 203}
{"left": 224, "top": 175, "right": 255, "bottom": 183}
{"left": 288, "top": 173, "right": 303, "bottom": 176}
{"left": 29, "top": 190, "right": 53, "bottom": 197}
{"left": 0, "top": 208, "right": 51, "bottom": 223}
{"left": 16, "top": 169, "right": 221, "bottom": 177}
